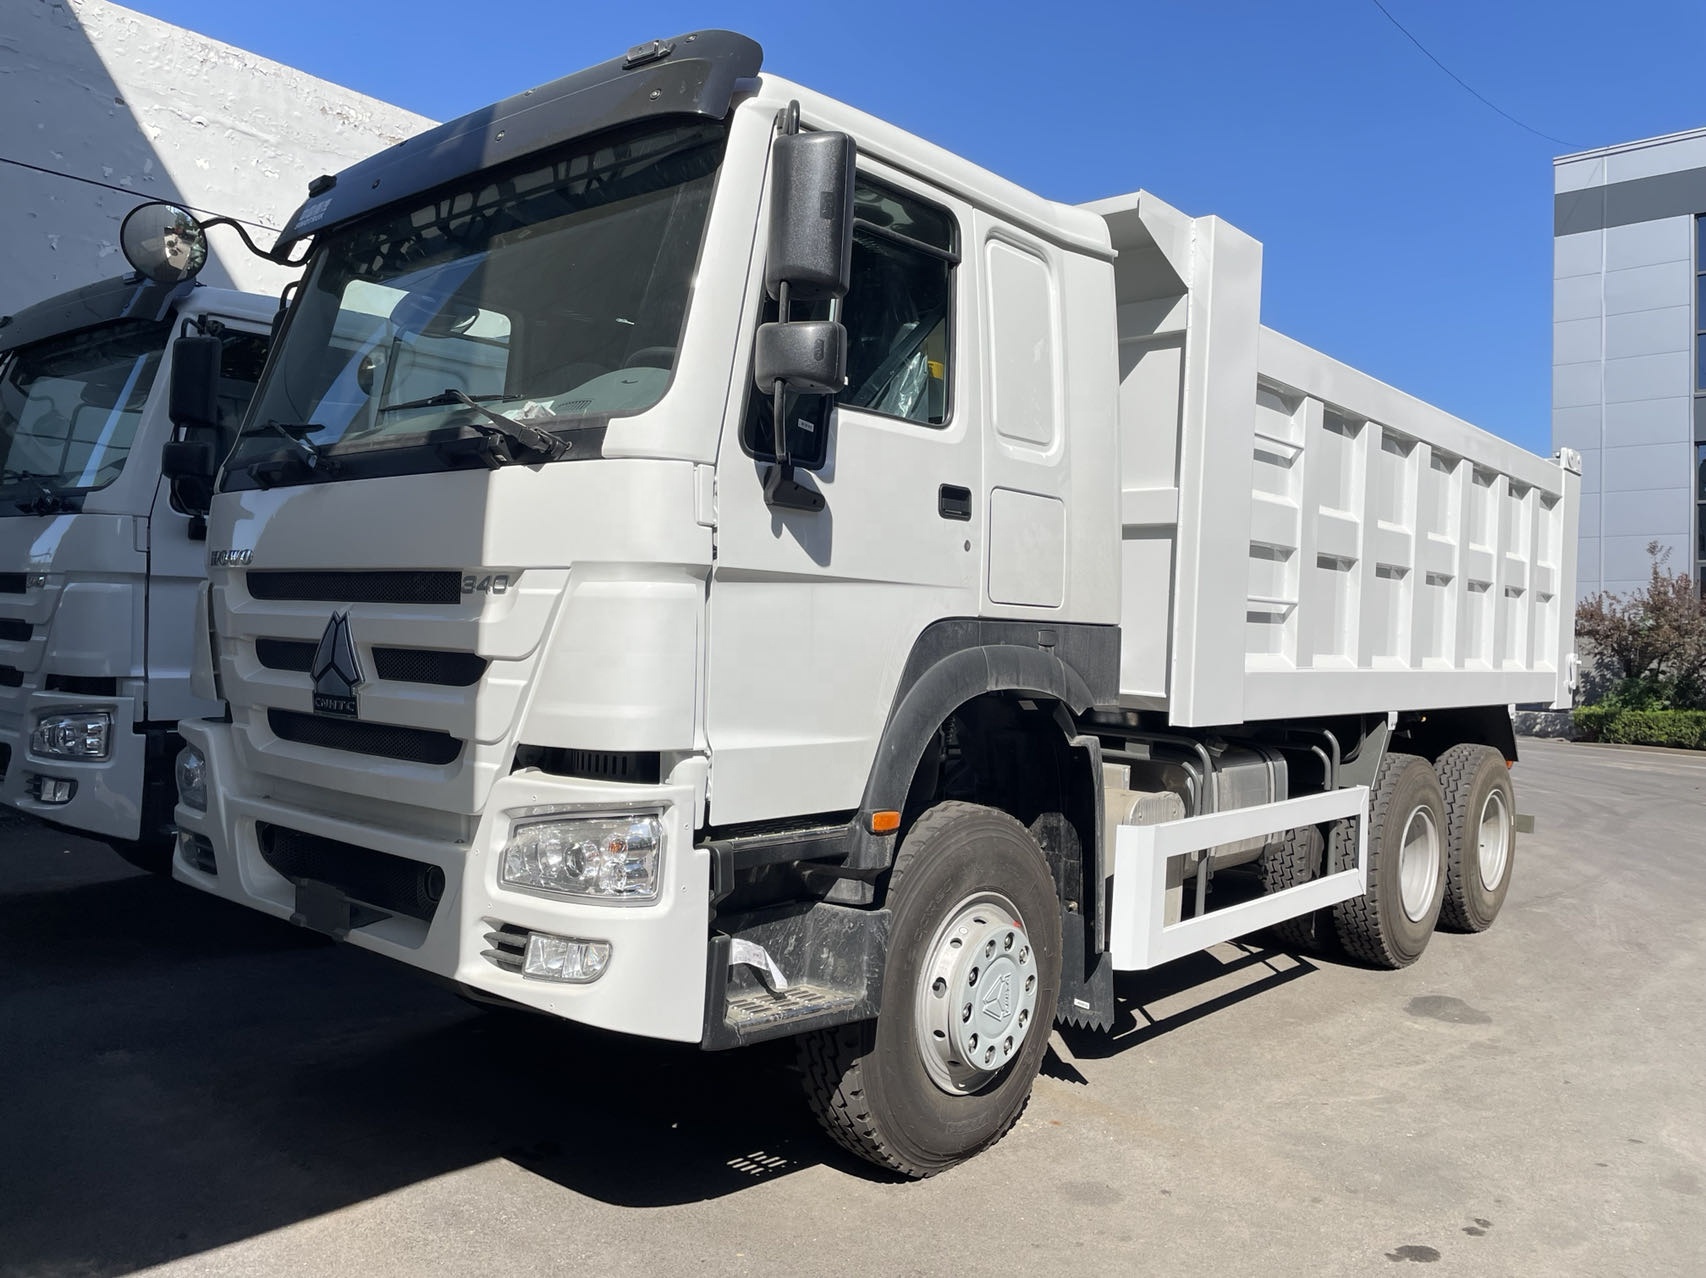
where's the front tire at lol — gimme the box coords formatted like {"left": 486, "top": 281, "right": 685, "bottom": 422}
{"left": 797, "top": 801, "right": 1062, "bottom": 1178}
{"left": 1435, "top": 744, "right": 1515, "bottom": 932}
{"left": 106, "top": 835, "right": 175, "bottom": 876}
{"left": 1333, "top": 753, "right": 1447, "bottom": 968}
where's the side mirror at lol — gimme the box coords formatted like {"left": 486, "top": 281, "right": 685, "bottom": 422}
{"left": 766, "top": 132, "right": 856, "bottom": 303}
{"left": 169, "top": 334, "right": 222, "bottom": 433}
{"left": 755, "top": 319, "right": 846, "bottom": 396}
{"left": 119, "top": 202, "right": 209, "bottom": 284}
{"left": 162, "top": 440, "right": 215, "bottom": 481}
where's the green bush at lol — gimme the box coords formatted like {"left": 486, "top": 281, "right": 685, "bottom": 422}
{"left": 1573, "top": 706, "right": 1706, "bottom": 749}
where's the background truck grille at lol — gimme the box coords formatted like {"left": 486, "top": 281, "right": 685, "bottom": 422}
{"left": 258, "top": 823, "right": 444, "bottom": 922}
{"left": 0, "top": 666, "right": 22, "bottom": 688}
{"left": 256, "top": 639, "right": 486, "bottom": 687}
{"left": 0, "top": 574, "right": 26, "bottom": 594}
{"left": 267, "top": 709, "right": 463, "bottom": 765}
{"left": 245, "top": 570, "right": 462, "bottom": 604}
{"left": 0, "top": 620, "right": 30, "bottom": 642}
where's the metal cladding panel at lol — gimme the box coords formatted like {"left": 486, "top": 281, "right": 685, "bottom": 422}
{"left": 1091, "top": 190, "right": 1580, "bottom": 725}
{"left": 274, "top": 31, "right": 762, "bottom": 249}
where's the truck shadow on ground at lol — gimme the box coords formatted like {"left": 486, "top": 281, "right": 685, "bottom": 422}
{"left": 0, "top": 846, "right": 870, "bottom": 1278}
{"left": 0, "top": 843, "right": 1336, "bottom": 1277}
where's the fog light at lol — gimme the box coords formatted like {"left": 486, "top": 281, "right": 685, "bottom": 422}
{"left": 175, "top": 745, "right": 207, "bottom": 811}
{"left": 34, "top": 776, "right": 75, "bottom": 804}
{"left": 31, "top": 712, "right": 111, "bottom": 760}
{"left": 521, "top": 932, "right": 611, "bottom": 983}
{"left": 501, "top": 813, "right": 662, "bottom": 901}
{"left": 178, "top": 830, "right": 217, "bottom": 875}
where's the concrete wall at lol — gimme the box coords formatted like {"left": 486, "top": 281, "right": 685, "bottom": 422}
{"left": 1553, "top": 128, "right": 1706, "bottom": 600}
{"left": 0, "top": 0, "right": 432, "bottom": 314}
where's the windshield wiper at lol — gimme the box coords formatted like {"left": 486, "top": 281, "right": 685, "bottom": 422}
{"left": 3, "top": 470, "right": 74, "bottom": 515}
{"left": 382, "top": 388, "right": 567, "bottom": 464}
{"left": 246, "top": 421, "right": 337, "bottom": 488}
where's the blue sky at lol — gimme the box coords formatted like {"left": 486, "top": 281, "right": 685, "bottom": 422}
{"left": 127, "top": 0, "right": 1706, "bottom": 455}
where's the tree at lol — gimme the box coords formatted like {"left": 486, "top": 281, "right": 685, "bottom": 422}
{"left": 1575, "top": 542, "right": 1706, "bottom": 709}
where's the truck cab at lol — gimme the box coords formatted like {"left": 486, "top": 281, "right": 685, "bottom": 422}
{"left": 0, "top": 275, "right": 275, "bottom": 869}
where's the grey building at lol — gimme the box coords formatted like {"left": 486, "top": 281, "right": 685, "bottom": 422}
{"left": 1554, "top": 127, "right": 1706, "bottom": 601}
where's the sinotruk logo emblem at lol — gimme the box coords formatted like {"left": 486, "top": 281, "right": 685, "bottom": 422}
{"left": 311, "top": 612, "right": 362, "bottom": 718}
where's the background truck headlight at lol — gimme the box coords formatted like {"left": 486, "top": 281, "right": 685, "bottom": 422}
{"left": 176, "top": 745, "right": 207, "bottom": 811}
{"left": 500, "top": 814, "right": 662, "bottom": 901}
{"left": 30, "top": 712, "right": 111, "bottom": 760}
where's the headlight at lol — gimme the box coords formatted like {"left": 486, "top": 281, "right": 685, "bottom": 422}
{"left": 30, "top": 712, "right": 111, "bottom": 760}
{"left": 500, "top": 813, "right": 662, "bottom": 901}
{"left": 176, "top": 745, "right": 207, "bottom": 812}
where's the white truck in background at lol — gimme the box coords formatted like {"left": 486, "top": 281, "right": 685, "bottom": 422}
{"left": 0, "top": 276, "right": 275, "bottom": 870}
{"left": 127, "top": 31, "right": 1578, "bottom": 1175}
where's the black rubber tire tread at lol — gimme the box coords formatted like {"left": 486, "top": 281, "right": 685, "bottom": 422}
{"left": 107, "top": 835, "right": 175, "bottom": 876}
{"left": 1332, "top": 752, "right": 1447, "bottom": 969}
{"left": 795, "top": 800, "right": 1059, "bottom": 1178}
{"left": 1260, "top": 826, "right": 1324, "bottom": 951}
{"left": 1435, "top": 744, "right": 1516, "bottom": 933}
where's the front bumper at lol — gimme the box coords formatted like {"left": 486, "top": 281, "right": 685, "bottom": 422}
{"left": 0, "top": 692, "right": 146, "bottom": 842}
{"left": 174, "top": 719, "right": 710, "bottom": 1041}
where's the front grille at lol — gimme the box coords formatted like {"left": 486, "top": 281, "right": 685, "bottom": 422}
{"left": 258, "top": 823, "right": 444, "bottom": 922}
{"left": 45, "top": 674, "right": 117, "bottom": 697}
{"left": 255, "top": 638, "right": 314, "bottom": 672}
{"left": 372, "top": 648, "right": 487, "bottom": 686}
{"left": 482, "top": 922, "right": 528, "bottom": 972}
{"left": 267, "top": 708, "right": 462, "bottom": 765}
{"left": 257, "top": 640, "right": 486, "bottom": 687}
{"left": 0, "top": 744, "right": 9, "bottom": 779}
{"left": 0, "top": 666, "right": 22, "bottom": 688}
{"left": 0, "top": 573, "right": 26, "bottom": 594}
{"left": 246, "top": 570, "right": 462, "bottom": 604}
{"left": 0, "top": 620, "right": 29, "bottom": 642}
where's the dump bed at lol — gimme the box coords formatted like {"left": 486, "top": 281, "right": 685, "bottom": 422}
{"left": 1088, "top": 191, "right": 1580, "bottom": 727}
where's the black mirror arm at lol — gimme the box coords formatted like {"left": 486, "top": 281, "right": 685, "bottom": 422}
{"left": 198, "top": 215, "right": 312, "bottom": 269}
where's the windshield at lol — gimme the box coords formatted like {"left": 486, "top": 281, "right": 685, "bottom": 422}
{"left": 226, "top": 118, "right": 728, "bottom": 486}
{"left": 0, "top": 319, "right": 169, "bottom": 511}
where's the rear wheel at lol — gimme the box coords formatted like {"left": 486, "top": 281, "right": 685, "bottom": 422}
{"left": 1333, "top": 753, "right": 1446, "bottom": 968}
{"left": 797, "top": 801, "right": 1062, "bottom": 1178}
{"left": 1260, "top": 825, "right": 1325, "bottom": 951}
{"left": 1435, "top": 744, "right": 1516, "bottom": 933}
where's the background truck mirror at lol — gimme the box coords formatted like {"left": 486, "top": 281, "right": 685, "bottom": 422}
{"left": 765, "top": 131, "right": 856, "bottom": 303}
{"left": 168, "top": 334, "right": 222, "bottom": 434}
{"left": 161, "top": 439, "right": 215, "bottom": 481}
{"left": 755, "top": 319, "right": 846, "bottom": 396}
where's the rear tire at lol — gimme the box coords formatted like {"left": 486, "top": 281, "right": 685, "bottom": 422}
{"left": 1333, "top": 753, "right": 1446, "bottom": 968}
{"left": 796, "top": 801, "right": 1062, "bottom": 1178}
{"left": 1260, "top": 826, "right": 1324, "bottom": 951}
{"left": 1435, "top": 744, "right": 1515, "bottom": 933}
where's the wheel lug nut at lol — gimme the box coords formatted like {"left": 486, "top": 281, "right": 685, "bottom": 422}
{"left": 1004, "top": 1036, "right": 1013, "bottom": 1054}
{"left": 962, "top": 1003, "right": 972, "bottom": 1022}
{"left": 968, "top": 967, "right": 979, "bottom": 986}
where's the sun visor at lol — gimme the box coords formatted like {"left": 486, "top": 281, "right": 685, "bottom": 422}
{"left": 0, "top": 275, "right": 193, "bottom": 355}
{"left": 273, "top": 30, "right": 763, "bottom": 252}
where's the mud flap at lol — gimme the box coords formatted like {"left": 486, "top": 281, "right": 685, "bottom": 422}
{"left": 1055, "top": 907, "right": 1113, "bottom": 1031}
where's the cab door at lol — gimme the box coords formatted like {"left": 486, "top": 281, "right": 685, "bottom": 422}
{"left": 705, "top": 163, "right": 982, "bottom": 825}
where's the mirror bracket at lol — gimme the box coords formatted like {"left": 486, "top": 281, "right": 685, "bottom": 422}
{"left": 763, "top": 463, "right": 825, "bottom": 513}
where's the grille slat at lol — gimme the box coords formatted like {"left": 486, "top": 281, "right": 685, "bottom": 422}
{"left": 256, "top": 639, "right": 486, "bottom": 687}
{"left": 483, "top": 923, "right": 529, "bottom": 972}
{"left": 267, "top": 708, "right": 462, "bottom": 765}
{"left": 258, "top": 823, "right": 443, "bottom": 922}
{"left": 246, "top": 570, "right": 462, "bottom": 605}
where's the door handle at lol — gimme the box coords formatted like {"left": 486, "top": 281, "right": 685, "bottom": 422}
{"left": 938, "top": 484, "right": 972, "bottom": 521}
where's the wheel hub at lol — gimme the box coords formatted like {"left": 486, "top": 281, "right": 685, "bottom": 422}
{"left": 1397, "top": 805, "right": 1441, "bottom": 923}
{"left": 1477, "top": 788, "right": 1511, "bottom": 891}
{"left": 916, "top": 892, "right": 1039, "bottom": 1095}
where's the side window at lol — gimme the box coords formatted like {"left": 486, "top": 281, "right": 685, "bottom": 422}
{"left": 743, "top": 176, "right": 957, "bottom": 464}
{"left": 214, "top": 329, "right": 272, "bottom": 435}
{"left": 840, "top": 179, "right": 955, "bottom": 426}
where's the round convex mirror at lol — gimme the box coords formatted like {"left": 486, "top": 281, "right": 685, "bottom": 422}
{"left": 119, "top": 202, "right": 209, "bottom": 284}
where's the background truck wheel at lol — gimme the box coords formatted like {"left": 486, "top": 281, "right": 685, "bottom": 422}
{"left": 1333, "top": 753, "right": 1446, "bottom": 968}
{"left": 106, "top": 835, "right": 175, "bottom": 877}
{"left": 796, "top": 801, "right": 1062, "bottom": 1178}
{"left": 1435, "top": 744, "right": 1516, "bottom": 933}
{"left": 1260, "top": 825, "right": 1324, "bottom": 951}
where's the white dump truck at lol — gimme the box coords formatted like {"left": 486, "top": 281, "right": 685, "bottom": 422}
{"left": 0, "top": 275, "right": 276, "bottom": 870}
{"left": 125, "top": 31, "right": 1578, "bottom": 1175}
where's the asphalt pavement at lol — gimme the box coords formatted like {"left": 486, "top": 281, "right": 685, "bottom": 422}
{"left": 0, "top": 737, "right": 1701, "bottom": 1276}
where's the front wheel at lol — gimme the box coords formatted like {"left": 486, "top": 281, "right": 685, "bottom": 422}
{"left": 106, "top": 835, "right": 175, "bottom": 876}
{"left": 797, "top": 801, "right": 1062, "bottom": 1178}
